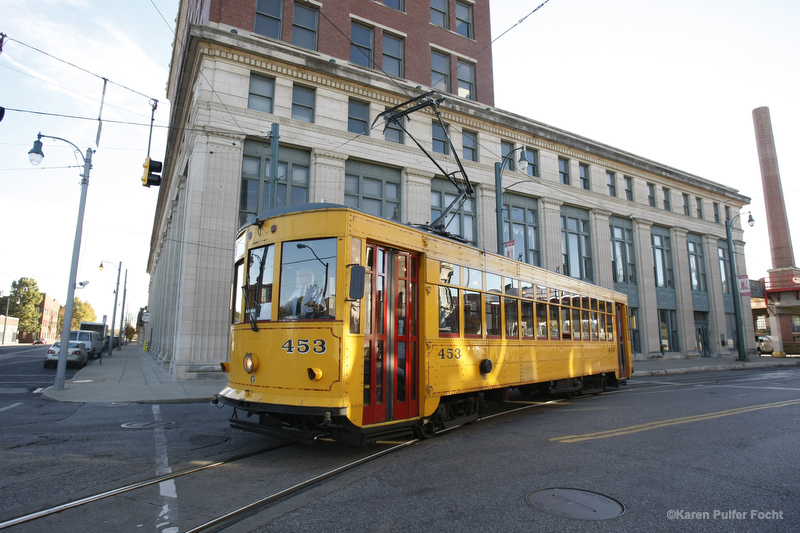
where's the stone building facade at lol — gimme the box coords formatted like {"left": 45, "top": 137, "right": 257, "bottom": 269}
{"left": 147, "top": 0, "right": 753, "bottom": 378}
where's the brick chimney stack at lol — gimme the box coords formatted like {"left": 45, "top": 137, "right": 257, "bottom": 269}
{"left": 752, "top": 106, "right": 795, "bottom": 269}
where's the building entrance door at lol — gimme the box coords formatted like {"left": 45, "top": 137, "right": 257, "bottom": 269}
{"left": 695, "top": 323, "right": 710, "bottom": 357}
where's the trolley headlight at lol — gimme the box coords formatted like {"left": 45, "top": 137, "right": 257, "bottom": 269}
{"left": 308, "top": 367, "right": 323, "bottom": 381}
{"left": 243, "top": 353, "right": 258, "bottom": 373}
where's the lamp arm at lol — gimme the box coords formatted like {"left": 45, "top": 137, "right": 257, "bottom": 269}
{"left": 36, "top": 133, "right": 87, "bottom": 163}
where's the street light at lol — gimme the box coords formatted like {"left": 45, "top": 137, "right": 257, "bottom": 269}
{"left": 28, "top": 133, "right": 94, "bottom": 390}
{"left": 726, "top": 211, "right": 755, "bottom": 362}
{"left": 99, "top": 261, "right": 122, "bottom": 357}
{"left": 495, "top": 147, "right": 529, "bottom": 255}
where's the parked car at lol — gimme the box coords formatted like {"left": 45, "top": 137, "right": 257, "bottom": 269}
{"left": 757, "top": 336, "right": 774, "bottom": 355}
{"left": 68, "top": 330, "right": 102, "bottom": 358}
{"left": 44, "top": 341, "right": 88, "bottom": 368}
{"left": 33, "top": 338, "right": 46, "bottom": 345}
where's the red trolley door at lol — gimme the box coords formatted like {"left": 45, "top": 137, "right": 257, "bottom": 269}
{"left": 362, "top": 244, "right": 419, "bottom": 425}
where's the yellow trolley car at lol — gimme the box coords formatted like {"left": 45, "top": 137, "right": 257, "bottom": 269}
{"left": 218, "top": 204, "right": 632, "bottom": 445}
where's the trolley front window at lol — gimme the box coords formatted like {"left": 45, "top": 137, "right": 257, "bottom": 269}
{"left": 279, "top": 238, "right": 337, "bottom": 320}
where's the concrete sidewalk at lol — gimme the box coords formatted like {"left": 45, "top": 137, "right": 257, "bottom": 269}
{"left": 631, "top": 353, "right": 800, "bottom": 376}
{"left": 40, "top": 342, "right": 800, "bottom": 404}
{"left": 41, "top": 342, "right": 226, "bottom": 404}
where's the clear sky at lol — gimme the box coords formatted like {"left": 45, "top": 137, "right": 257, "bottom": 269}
{"left": 1, "top": 0, "right": 177, "bottom": 325}
{"left": 1, "top": 0, "right": 798, "bottom": 326}
{"left": 491, "top": 0, "right": 800, "bottom": 282}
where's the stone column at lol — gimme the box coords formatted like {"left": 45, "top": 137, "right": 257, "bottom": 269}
{"left": 539, "top": 198, "right": 563, "bottom": 273}
{"left": 672, "top": 227, "right": 698, "bottom": 357}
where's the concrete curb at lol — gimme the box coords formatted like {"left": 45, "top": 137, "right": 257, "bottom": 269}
{"left": 632, "top": 359, "right": 800, "bottom": 377}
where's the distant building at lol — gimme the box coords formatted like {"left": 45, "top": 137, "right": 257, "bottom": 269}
{"left": 1, "top": 315, "right": 19, "bottom": 344}
{"left": 38, "top": 294, "right": 60, "bottom": 343}
{"left": 147, "top": 0, "right": 753, "bottom": 378}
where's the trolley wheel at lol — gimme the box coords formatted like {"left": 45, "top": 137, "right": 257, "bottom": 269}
{"left": 415, "top": 420, "right": 438, "bottom": 440}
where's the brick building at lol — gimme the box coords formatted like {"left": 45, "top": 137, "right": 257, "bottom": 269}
{"left": 146, "top": 0, "right": 753, "bottom": 378}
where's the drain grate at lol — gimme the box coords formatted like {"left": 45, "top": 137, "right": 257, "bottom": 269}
{"left": 526, "top": 488, "right": 625, "bottom": 520}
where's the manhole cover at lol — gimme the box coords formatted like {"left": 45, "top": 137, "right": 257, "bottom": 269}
{"left": 121, "top": 421, "right": 177, "bottom": 429}
{"left": 526, "top": 488, "right": 625, "bottom": 520}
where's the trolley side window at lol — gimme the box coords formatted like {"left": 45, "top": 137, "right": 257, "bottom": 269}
{"left": 233, "top": 258, "right": 244, "bottom": 324}
{"left": 439, "top": 286, "right": 459, "bottom": 335}
{"left": 279, "top": 238, "right": 337, "bottom": 320}
{"left": 243, "top": 244, "right": 275, "bottom": 322}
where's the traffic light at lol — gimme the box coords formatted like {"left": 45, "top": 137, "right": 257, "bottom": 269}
{"left": 141, "top": 157, "right": 162, "bottom": 187}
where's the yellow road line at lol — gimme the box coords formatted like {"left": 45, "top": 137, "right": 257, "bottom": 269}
{"left": 551, "top": 398, "right": 800, "bottom": 443}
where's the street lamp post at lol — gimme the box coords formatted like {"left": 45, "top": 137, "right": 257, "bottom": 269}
{"left": 99, "top": 261, "right": 122, "bottom": 357}
{"left": 118, "top": 269, "right": 128, "bottom": 348}
{"left": 28, "top": 133, "right": 94, "bottom": 391}
{"left": 726, "top": 211, "right": 755, "bottom": 362}
{"left": 494, "top": 147, "right": 529, "bottom": 255}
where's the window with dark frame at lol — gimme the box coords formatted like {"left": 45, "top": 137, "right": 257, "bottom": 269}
{"left": 350, "top": 22, "right": 373, "bottom": 68}
{"left": 348, "top": 99, "right": 370, "bottom": 135}
{"left": 248, "top": 74, "right": 274, "bottom": 113}
{"left": 382, "top": 33, "right": 404, "bottom": 77}
{"left": 255, "top": 0, "right": 282, "bottom": 39}
{"left": 292, "top": 3, "right": 318, "bottom": 50}
{"left": 291, "top": 85, "right": 315, "bottom": 122}
{"left": 431, "top": 0, "right": 448, "bottom": 28}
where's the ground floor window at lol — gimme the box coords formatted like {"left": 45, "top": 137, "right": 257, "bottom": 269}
{"left": 659, "top": 309, "right": 679, "bottom": 352}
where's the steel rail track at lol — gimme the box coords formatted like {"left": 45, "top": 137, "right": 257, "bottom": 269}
{"left": 0, "top": 443, "right": 294, "bottom": 530}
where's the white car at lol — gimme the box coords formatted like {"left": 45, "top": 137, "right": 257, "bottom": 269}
{"left": 44, "top": 341, "right": 89, "bottom": 369}
{"left": 756, "top": 336, "right": 774, "bottom": 355}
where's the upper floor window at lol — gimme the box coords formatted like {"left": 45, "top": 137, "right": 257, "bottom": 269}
{"left": 610, "top": 224, "right": 636, "bottom": 285}
{"left": 248, "top": 74, "right": 274, "bottom": 113}
{"left": 432, "top": 121, "right": 449, "bottom": 154}
{"left": 382, "top": 33, "right": 404, "bottom": 77}
{"left": 714, "top": 202, "right": 721, "bottom": 223}
{"left": 383, "top": 0, "right": 403, "bottom": 11}
{"left": 607, "top": 171, "right": 617, "bottom": 197}
{"left": 682, "top": 193, "right": 691, "bottom": 216}
{"left": 647, "top": 183, "right": 656, "bottom": 207}
{"left": 579, "top": 163, "right": 590, "bottom": 190}
{"left": 504, "top": 195, "right": 540, "bottom": 266}
{"left": 457, "top": 59, "right": 475, "bottom": 100}
{"left": 432, "top": 180, "right": 476, "bottom": 244}
{"left": 239, "top": 142, "right": 310, "bottom": 227}
{"left": 431, "top": 50, "right": 449, "bottom": 93}
{"left": 291, "top": 85, "right": 315, "bottom": 122}
{"left": 652, "top": 231, "right": 674, "bottom": 288}
{"left": 662, "top": 187, "right": 671, "bottom": 211}
{"left": 345, "top": 161, "right": 401, "bottom": 221}
{"left": 687, "top": 238, "right": 707, "bottom": 292}
{"left": 524, "top": 148, "right": 539, "bottom": 177}
{"left": 292, "top": 3, "right": 318, "bottom": 51}
{"left": 718, "top": 246, "right": 730, "bottom": 294}
{"left": 348, "top": 99, "right": 370, "bottom": 135}
{"left": 696, "top": 197, "right": 704, "bottom": 219}
{"left": 456, "top": 1, "right": 473, "bottom": 38}
{"left": 350, "top": 22, "right": 373, "bottom": 68}
{"left": 501, "top": 141, "right": 516, "bottom": 171}
{"left": 462, "top": 130, "right": 478, "bottom": 161}
{"left": 431, "top": 0, "right": 448, "bottom": 29}
{"left": 624, "top": 176, "right": 634, "bottom": 201}
{"left": 255, "top": 0, "right": 282, "bottom": 39}
{"left": 561, "top": 210, "right": 593, "bottom": 281}
{"left": 384, "top": 107, "right": 404, "bottom": 144}
{"left": 558, "top": 158, "right": 570, "bottom": 185}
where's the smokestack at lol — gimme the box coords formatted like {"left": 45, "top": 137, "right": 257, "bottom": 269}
{"left": 752, "top": 106, "right": 795, "bottom": 269}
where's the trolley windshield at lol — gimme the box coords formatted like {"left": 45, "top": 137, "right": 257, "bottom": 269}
{"left": 278, "top": 238, "right": 337, "bottom": 320}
